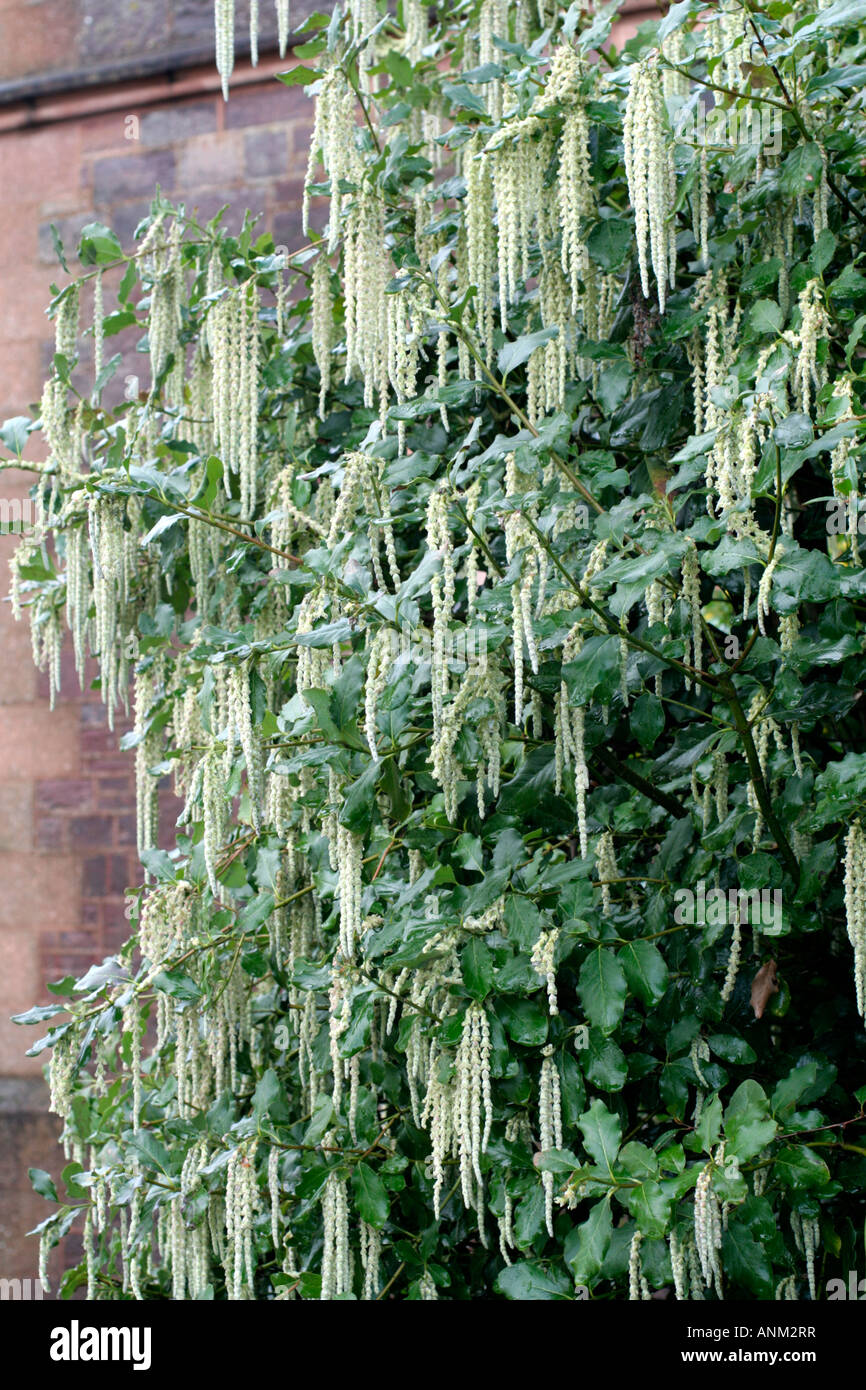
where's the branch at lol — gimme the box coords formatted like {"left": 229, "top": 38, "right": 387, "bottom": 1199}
{"left": 591, "top": 743, "right": 688, "bottom": 820}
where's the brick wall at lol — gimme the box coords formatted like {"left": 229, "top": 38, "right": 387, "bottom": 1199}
{"left": 0, "top": 0, "right": 659, "bottom": 1292}
{"left": 0, "top": 0, "right": 294, "bottom": 86}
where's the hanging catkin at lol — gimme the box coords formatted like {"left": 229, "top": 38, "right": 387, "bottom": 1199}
{"left": 623, "top": 57, "right": 676, "bottom": 312}
{"left": 239, "top": 281, "right": 260, "bottom": 520}
{"left": 320, "top": 1168, "right": 351, "bottom": 1299}
{"left": 844, "top": 821, "right": 866, "bottom": 1023}
{"left": 148, "top": 216, "right": 184, "bottom": 405}
{"left": 538, "top": 1046, "right": 562, "bottom": 1237}
{"left": 303, "top": 63, "right": 358, "bottom": 250}
{"left": 463, "top": 133, "right": 497, "bottom": 364}
{"left": 250, "top": 0, "right": 259, "bottom": 66}
{"left": 215, "top": 0, "right": 235, "bottom": 101}
{"left": 548, "top": 46, "right": 594, "bottom": 318}
{"left": 92, "top": 269, "right": 104, "bottom": 386}
{"left": 694, "top": 1155, "right": 723, "bottom": 1291}
{"left": 343, "top": 183, "right": 389, "bottom": 413}
{"left": 455, "top": 1003, "right": 492, "bottom": 1225}
{"left": 134, "top": 659, "right": 163, "bottom": 855}
{"left": 277, "top": 1, "right": 290, "bottom": 57}
{"left": 312, "top": 253, "right": 334, "bottom": 419}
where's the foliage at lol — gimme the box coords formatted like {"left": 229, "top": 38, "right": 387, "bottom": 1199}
{"left": 8, "top": 0, "right": 866, "bottom": 1301}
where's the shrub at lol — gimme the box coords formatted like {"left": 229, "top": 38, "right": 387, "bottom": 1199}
{"left": 8, "top": 0, "right": 866, "bottom": 1301}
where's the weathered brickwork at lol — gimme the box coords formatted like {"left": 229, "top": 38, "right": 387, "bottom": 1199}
{"left": 0, "top": 0, "right": 320, "bottom": 85}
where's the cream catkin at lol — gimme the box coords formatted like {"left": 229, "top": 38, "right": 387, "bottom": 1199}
{"left": 539, "top": 1045, "right": 562, "bottom": 1237}
{"left": 531, "top": 929, "right": 560, "bottom": 1016}
{"left": 694, "top": 1152, "right": 723, "bottom": 1293}
{"left": 843, "top": 821, "right": 866, "bottom": 1023}
{"left": 148, "top": 216, "right": 184, "bottom": 406}
{"left": 455, "top": 1003, "right": 492, "bottom": 1221}
{"left": 209, "top": 281, "right": 260, "bottom": 519}
{"left": 238, "top": 282, "right": 260, "bottom": 520}
{"left": 92, "top": 269, "right": 104, "bottom": 386}
{"left": 681, "top": 540, "right": 702, "bottom": 688}
{"left": 304, "top": 63, "right": 359, "bottom": 251}
{"left": 250, "top": 0, "right": 259, "bottom": 66}
{"left": 312, "top": 253, "right": 334, "bottom": 419}
{"left": 596, "top": 830, "right": 619, "bottom": 916}
{"left": 202, "top": 744, "right": 228, "bottom": 897}
{"left": 720, "top": 913, "right": 743, "bottom": 1004}
{"left": 337, "top": 825, "right": 364, "bottom": 960}
{"left": 753, "top": 537, "right": 781, "bottom": 635}
{"left": 225, "top": 1142, "right": 259, "bottom": 1299}
{"left": 360, "top": 1221, "right": 381, "bottom": 1299}
{"left": 802, "top": 1215, "right": 819, "bottom": 1300}
{"left": 277, "top": 0, "right": 290, "bottom": 57}
{"left": 215, "top": 0, "right": 235, "bottom": 101}
{"left": 228, "top": 662, "right": 264, "bottom": 830}
{"left": 364, "top": 627, "right": 392, "bottom": 761}
{"left": 623, "top": 57, "right": 676, "bottom": 312}
{"left": 628, "top": 1228, "right": 643, "bottom": 1301}
{"left": 790, "top": 279, "right": 829, "bottom": 415}
{"left": 549, "top": 47, "right": 594, "bottom": 318}
{"left": 133, "top": 658, "right": 163, "bottom": 855}
{"left": 463, "top": 132, "right": 497, "bottom": 364}
{"left": 320, "top": 1167, "right": 351, "bottom": 1299}
{"left": 504, "top": 453, "right": 542, "bottom": 723}
{"left": 427, "top": 482, "right": 455, "bottom": 745}
{"left": 555, "top": 626, "right": 590, "bottom": 850}
{"left": 343, "top": 183, "right": 389, "bottom": 412}
{"left": 669, "top": 1229, "right": 688, "bottom": 1300}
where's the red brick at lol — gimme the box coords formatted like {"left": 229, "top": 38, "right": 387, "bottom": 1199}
{"left": 79, "top": 109, "right": 137, "bottom": 155}
{"left": 107, "top": 855, "right": 133, "bottom": 895}
{"left": 0, "top": 705, "right": 79, "bottom": 777}
{"left": 0, "top": 928, "right": 43, "bottom": 1073}
{"left": 41, "top": 930, "right": 98, "bottom": 950}
{"left": 0, "top": 124, "right": 81, "bottom": 202}
{"left": 177, "top": 131, "right": 244, "bottom": 187}
{"left": 39, "top": 951, "right": 95, "bottom": 984}
{"left": 140, "top": 100, "right": 218, "bottom": 148}
{"left": 82, "top": 857, "right": 106, "bottom": 896}
{"left": 116, "top": 813, "right": 138, "bottom": 847}
{"left": 69, "top": 815, "right": 114, "bottom": 851}
{"left": 0, "top": 782, "right": 33, "bottom": 852}
{"left": 35, "top": 780, "right": 92, "bottom": 812}
{"left": 96, "top": 777, "right": 131, "bottom": 809}
{"left": 35, "top": 817, "right": 65, "bottom": 852}
{"left": 245, "top": 128, "right": 288, "bottom": 178}
{"left": 80, "top": 698, "right": 108, "bottom": 726}
{"left": 91, "top": 148, "right": 177, "bottom": 203}
{"left": 272, "top": 177, "right": 306, "bottom": 205}
{"left": 0, "top": 852, "right": 80, "bottom": 933}
{"left": 0, "top": 3, "right": 80, "bottom": 81}
{"left": 224, "top": 83, "right": 308, "bottom": 129}
{"left": 102, "top": 900, "right": 132, "bottom": 932}
{"left": 81, "top": 900, "right": 100, "bottom": 928}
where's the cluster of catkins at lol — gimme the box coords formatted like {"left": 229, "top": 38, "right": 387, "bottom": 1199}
{"left": 215, "top": 0, "right": 292, "bottom": 100}
{"left": 623, "top": 57, "right": 676, "bottom": 312}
